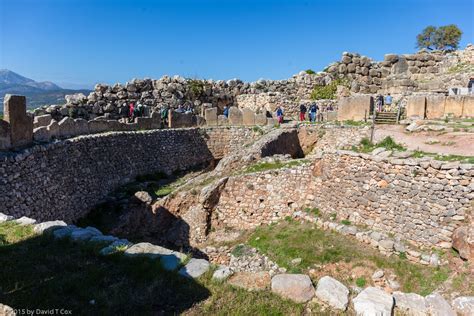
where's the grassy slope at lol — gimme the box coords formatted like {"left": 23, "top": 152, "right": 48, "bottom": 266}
{"left": 248, "top": 219, "right": 454, "bottom": 296}
{"left": 0, "top": 222, "right": 303, "bottom": 315}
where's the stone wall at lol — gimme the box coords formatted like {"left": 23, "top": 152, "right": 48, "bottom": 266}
{"left": 213, "top": 152, "right": 473, "bottom": 250}
{"left": 406, "top": 94, "right": 474, "bottom": 118}
{"left": 31, "top": 45, "right": 473, "bottom": 123}
{"left": 0, "top": 126, "right": 265, "bottom": 223}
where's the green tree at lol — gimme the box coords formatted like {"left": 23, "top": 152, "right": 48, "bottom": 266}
{"left": 416, "top": 25, "right": 437, "bottom": 50}
{"left": 434, "top": 24, "right": 462, "bottom": 50}
{"left": 416, "top": 25, "right": 462, "bottom": 51}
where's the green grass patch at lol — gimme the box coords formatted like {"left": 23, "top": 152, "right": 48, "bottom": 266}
{"left": 0, "top": 222, "right": 304, "bottom": 314}
{"left": 343, "top": 120, "right": 368, "bottom": 126}
{"left": 341, "top": 220, "right": 351, "bottom": 225}
{"left": 412, "top": 150, "right": 474, "bottom": 163}
{"left": 304, "top": 207, "right": 320, "bottom": 217}
{"left": 154, "top": 185, "right": 174, "bottom": 197}
{"left": 353, "top": 136, "right": 406, "bottom": 153}
{"left": 355, "top": 277, "right": 366, "bottom": 287}
{"left": 248, "top": 220, "right": 452, "bottom": 295}
{"left": 242, "top": 159, "right": 308, "bottom": 174}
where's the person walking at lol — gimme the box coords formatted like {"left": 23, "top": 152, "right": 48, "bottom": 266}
{"left": 276, "top": 106, "right": 284, "bottom": 124}
{"left": 129, "top": 102, "right": 135, "bottom": 121}
{"left": 309, "top": 103, "right": 319, "bottom": 122}
{"left": 223, "top": 105, "right": 229, "bottom": 118}
{"left": 376, "top": 95, "right": 383, "bottom": 112}
{"left": 384, "top": 93, "right": 392, "bottom": 110}
{"left": 299, "top": 103, "right": 307, "bottom": 121}
{"left": 160, "top": 105, "right": 169, "bottom": 126}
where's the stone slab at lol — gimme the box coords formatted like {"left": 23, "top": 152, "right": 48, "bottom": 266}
{"left": 271, "top": 274, "right": 315, "bottom": 303}
{"left": 406, "top": 96, "right": 426, "bottom": 118}
{"left": 426, "top": 95, "right": 446, "bottom": 119}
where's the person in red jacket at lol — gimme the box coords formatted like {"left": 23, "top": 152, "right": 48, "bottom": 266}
{"left": 129, "top": 102, "right": 135, "bottom": 121}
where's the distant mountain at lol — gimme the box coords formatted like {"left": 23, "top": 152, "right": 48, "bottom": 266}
{"left": 0, "top": 69, "right": 90, "bottom": 110}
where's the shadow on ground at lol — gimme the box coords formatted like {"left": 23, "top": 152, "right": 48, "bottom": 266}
{"left": 0, "top": 231, "right": 210, "bottom": 314}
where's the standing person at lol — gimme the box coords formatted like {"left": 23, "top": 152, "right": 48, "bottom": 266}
{"left": 309, "top": 103, "right": 317, "bottom": 122}
{"left": 276, "top": 106, "right": 284, "bottom": 124}
{"left": 376, "top": 95, "right": 383, "bottom": 112}
{"left": 160, "top": 105, "right": 169, "bottom": 127}
{"left": 299, "top": 103, "right": 307, "bottom": 121}
{"left": 384, "top": 93, "right": 392, "bottom": 111}
{"left": 129, "top": 102, "right": 135, "bottom": 121}
{"left": 223, "top": 105, "right": 229, "bottom": 118}
{"left": 468, "top": 77, "right": 474, "bottom": 94}
{"left": 137, "top": 101, "right": 144, "bottom": 117}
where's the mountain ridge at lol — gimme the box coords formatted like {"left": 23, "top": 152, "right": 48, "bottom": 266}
{"left": 0, "top": 69, "right": 90, "bottom": 110}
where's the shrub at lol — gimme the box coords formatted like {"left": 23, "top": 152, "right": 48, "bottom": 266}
{"left": 310, "top": 78, "right": 349, "bottom": 100}
{"left": 356, "top": 277, "right": 367, "bottom": 287}
{"left": 305, "top": 69, "right": 316, "bottom": 75}
{"left": 377, "top": 136, "right": 405, "bottom": 151}
{"left": 341, "top": 220, "right": 351, "bottom": 225}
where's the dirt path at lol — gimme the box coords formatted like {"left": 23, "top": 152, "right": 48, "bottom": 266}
{"left": 374, "top": 125, "right": 474, "bottom": 156}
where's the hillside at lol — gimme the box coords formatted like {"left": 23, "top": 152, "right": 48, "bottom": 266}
{"left": 0, "top": 69, "right": 90, "bottom": 110}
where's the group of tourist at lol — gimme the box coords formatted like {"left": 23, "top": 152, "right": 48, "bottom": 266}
{"left": 375, "top": 93, "right": 393, "bottom": 112}
{"left": 128, "top": 102, "right": 149, "bottom": 121}
{"left": 298, "top": 103, "right": 321, "bottom": 122}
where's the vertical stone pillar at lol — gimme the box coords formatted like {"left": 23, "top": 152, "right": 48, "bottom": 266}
{"left": 3, "top": 94, "right": 33, "bottom": 148}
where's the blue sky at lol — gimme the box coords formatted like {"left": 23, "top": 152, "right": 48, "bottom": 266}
{"left": 1, "top": 0, "right": 473, "bottom": 89}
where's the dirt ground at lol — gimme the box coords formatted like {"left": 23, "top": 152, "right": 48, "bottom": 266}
{"left": 374, "top": 125, "right": 474, "bottom": 156}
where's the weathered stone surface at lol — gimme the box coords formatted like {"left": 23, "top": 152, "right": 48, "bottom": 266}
{"left": 124, "top": 242, "right": 186, "bottom": 261}
{"left": 99, "top": 239, "right": 132, "bottom": 256}
{"left": 3, "top": 94, "right": 33, "bottom": 148}
{"left": 426, "top": 95, "right": 446, "bottom": 119}
{"left": 89, "top": 235, "right": 119, "bottom": 244}
{"left": 406, "top": 96, "right": 426, "bottom": 118}
{"left": 315, "top": 276, "right": 349, "bottom": 310}
{"left": 393, "top": 291, "right": 428, "bottom": 316}
{"left": 353, "top": 287, "right": 394, "bottom": 316}
{"left": 14, "top": 216, "right": 36, "bottom": 226}
{"left": 0, "top": 303, "right": 15, "bottom": 315}
{"left": 452, "top": 296, "right": 474, "bottom": 316}
{"left": 426, "top": 293, "right": 455, "bottom": 316}
{"left": 70, "top": 227, "right": 102, "bottom": 242}
{"left": 452, "top": 226, "right": 474, "bottom": 261}
{"left": 228, "top": 271, "right": 271, "bottom": 291}
{"left": 53, "top": 225, "right": 78, "bottom": 239}
{"left": 242, "top": 108, "right": 256, "bottom": 126}
{"left": 205, "top": 108, "right": 218, "bottom": 126}
{"left": 228, "top": 107, "right": 243, "bottom": 125}
{"left": 212, "top": 266, "right": 233, "bottom": 281}
{"left": 178, "top": 258, "right": 210, "bottom": 278}
{"left": 33, "top": 220, "right": 67, "bottom": 234}
{"left": 271, "top": 274, "right": 315, "bottom": 303}
{"left": 0, "top": 212, "right": 13, "bottom": 222}
{"left": 337, "top": 95, "right": 372, "bottom": 121}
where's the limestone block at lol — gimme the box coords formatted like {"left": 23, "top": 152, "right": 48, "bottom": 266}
{"left": 57, "top": 117, "right": 76, "bottom": 138}
{"left": 47, "top": 120, "right": 59, "bottom": 138}
{"left": 315, "top": 276, "right": 349, "bottom": 310}
{"left": 242, "top": 108, "right": 256, "bottom": 126}
{"left": 462, "top": 95, "right": 474, "bottom": 117}
{"left": 169, "top": 111, "right": 195, "bottom": 128}
{"left": 88, "top": 120, "right": 109, "bottom": 134}
{"left": 337, "top": 95, "right": 372, "bottom": 121}
{"left": 33, "top": 126, "right": 51, "bottom": 142}
{"left": 205, "top": 108, "right": 218, "bottom": 126}
{"left": 33, "top": 114, "right": 52, "bottom": 128}
{"left": 271, "top": 274, "right": 315, "bottom": 303}
{"left": 74, "top": 118, "right": 89, "bottom": 135}
{"left": 135, "top": 117, "right": 153, "bottom": 129}
{"left": 217, "top": 115, "right": 228, "bottom": 126}
{"left": 0, "top": 120, "right": 11, "bottom": 150}
{"left": 406, "top": 96, "right": 426, "bottom": 118}
{"left": 426, "top": 95, "right": 446, "bottom": 119}
{"left": 255, "top": 113, "right": 267, "bottom": 125}
{"left": 444, "top": 95, "right": 464, "bottom": 118}
{"left": 3, "top": 94, "right": 33, "bottom": 147}
{"left": 228, "top": 107, "right": 243, "bottom": 125}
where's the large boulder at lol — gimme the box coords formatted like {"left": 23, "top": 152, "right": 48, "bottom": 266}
{"left": 353, "top": 287, "right": 394, "bottom": 316}
{"left": 425, "top": 293, "right": 456, "bottom": 316}
{"left": 124, "top": 242, "right": 186, "bottom": 261}
{"left": 452, "top": 296, "right": 474, "bottom": 316}
{"left": 452, "top": 226, "right": 474, "bottom": 261}
{"left": 315, "top": 276, "right": 349, "bottom": 310}
{"left": 393, "top": 291, "right": 428, "bottom": 316}
{"left": 178, "top": 258, "right": 210, "bottom": 278}
{"left": 271, "top": 274, "right": 315, "bottom": 303}
{"left": 33, "top": 220, "right": 67, "bottom": 234}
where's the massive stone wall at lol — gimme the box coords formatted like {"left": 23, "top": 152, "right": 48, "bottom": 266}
{"left": 213, "top": 152, "right": 473, "bottom": 250}
{"left": 406, "top": 94, "right": 474, "bottom": 118}
{"left": 0, "top": 126, "right": 265, "bottom": 223}
{"left": 31, "top": 45, "right": 473, "bottom": 122}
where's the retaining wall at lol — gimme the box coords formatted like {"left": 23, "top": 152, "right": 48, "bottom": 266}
{"left": 0, "top": 127, "right": 259, "bottom": 222}
{"left": 213, "top": 152, "right": 473, "bottom": 249}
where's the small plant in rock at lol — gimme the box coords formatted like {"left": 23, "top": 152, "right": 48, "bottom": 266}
{"left": 252, "top": 126, "right": 264, "bottom": 135}
{"left": 231, "top": 244, "right": 247, "bottom": 257}
{"left": 399, "top": 252, "right": 408, "bottom": 260}
{"left": 355, "top": 277, "right": 367, "bottom": 287}
{"left": 330, "top": 213, "right": 337, "bottom": 221}
{"left": 341, "top": 220, "right": 351, "bottom": 225}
